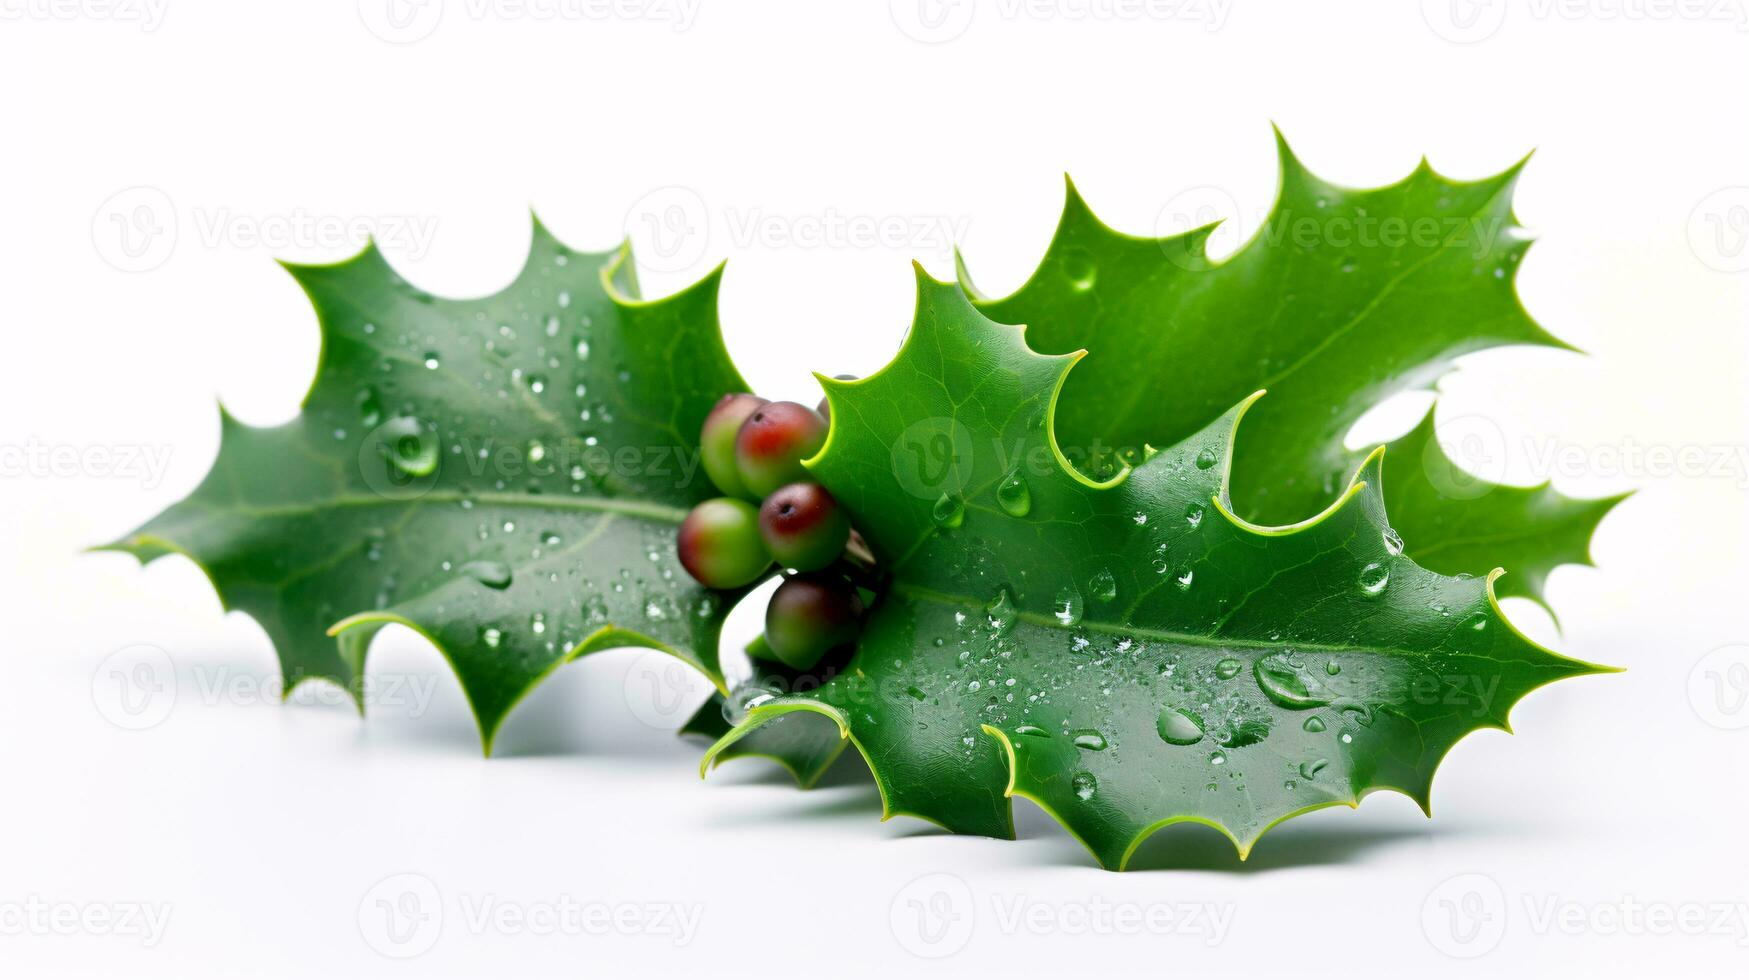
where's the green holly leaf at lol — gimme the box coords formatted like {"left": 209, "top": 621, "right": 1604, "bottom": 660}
{"left": 99, "top": 223, "right": 753, "bottom": 752}
{"left": 959, "top": 131, "right": 1618, "bottom": 609}
{"left": 682, "top": 637, "right": 850, "bottom": 788}
{"left": 1380, "top": 410, "right": 1628, "bottom": 610}
{"left": 702, "top": 269, "right": 1609, "bottom": 868}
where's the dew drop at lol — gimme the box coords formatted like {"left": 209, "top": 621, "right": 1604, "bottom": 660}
{"left": 1174, "top": 565, "right": 1194, "bottom": 591}
{"left": 1072, "top": 730, "right": 1108, "bottom": 751}
{"left": 1253, "top": 653, "right": 1336, "bottom": 709}
{"left": 1208, "top": 750, "right": 1227, "bottom": 766}
{"left": 932, "top": 493, "right": 965, "bottom": 529}
{"left": 1052, "top": 587, "right": 1083, "bottom": 626}
{"left": 379, "top": 417, "right": 438, "bottom": 477}
{"left": 422, "top": 352, "right": 441, "bottom": 370}
{"left": 461, "top": 560, "right": 512, "bottom": 589}
{"left": 1358, "top": 562, "right": 1389, "bottom": 596}
{"left": 1299, "top": 758, "right": 1328, "bottom": 780}
{"left": 1184, "top": 502, "right": 1204, "bottom": 528}
{"left": 1463, "top": 612, "right": 1489, "bottom": 631}
{"left": 1194, "top": 447, "right": 1218, "bottom": 470}
{"left": 480, "top": 626, "right": 503, "bottom": 648}
{"left": 1382, "top": 526, "right": 1405, "bottom": 556}
{"left": 1156, "top": 707, "right": 1205, "bottom": 745}
{"left": 1303, "top": 716, "right": 1326, "bottom": 733}
{"left": 1088, "top": 568, "right": 1118, "bottom": 603}
{"left": 1060, "top": 246, "right": 1097, "bottom": 291}
{"left": 1215, "top": 657, "right": 1243, "bottom": 680}
{"left": 1014, "top": 723, "right": 1049, "bottom": 738}
{"left": 987, "top": 471, "right": 1030, "bottom": 521}
{"left": 985, "top": 589, "right": 1017, "bottom": 633}
{"left": 1071, "top": 771, "right": 1098, "bottom": 801}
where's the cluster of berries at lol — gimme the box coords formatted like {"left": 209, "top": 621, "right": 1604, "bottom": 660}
{"left": 678, "top": 392, "right": 867, "bottom": 672}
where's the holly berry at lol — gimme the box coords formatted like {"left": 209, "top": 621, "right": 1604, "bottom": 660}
{"left": 764, "top": 572, "right": 863, "bottom": 671}
{"left": 734, "top": 401, "right": 827, "bottom": 498}
{"left": 758, "top": 482, "right": 850, "bottom": 571}
{"left": 677, "top": 498, "right": 770, "bottom": 589}
{"left": 699, "top": 393, "right": 767, "bottom": 500}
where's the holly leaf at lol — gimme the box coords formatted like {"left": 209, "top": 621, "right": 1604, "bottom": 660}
{"left": 100, "top": 223, "right": 753, "bottom": 752}
{"left": 1380, "top": 411, "right": 1627, "bottom": 610}
{"left": 681, "top": 636, "right": 850, "bottom": 788}
{"left": 702, "top": 270, "right": 1609, "bottom": 868}
{"left": 960, "top": 131, "right": 1619, "bottom": 609}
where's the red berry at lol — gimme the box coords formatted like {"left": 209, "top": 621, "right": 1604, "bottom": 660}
{"left": 764, "top": 573, "right": 863, "bottom": 671}
{"left": 734, "top": 401, "right": 827, "bottom": 498}
{"left": 758, "top": 483, "right": 850, "bottom": 571}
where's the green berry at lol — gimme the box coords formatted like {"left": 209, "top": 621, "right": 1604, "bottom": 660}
{"left": 764, "top": 573, "right": 863, "bottom": 671}
{"left": 734, "top": 401, "right": 827, "bottom": 498}
{"left": 677, "top": 498, "right": 770, "bottom": 589}
{"left": 758, "top": 482, "right": 850, "bottom": 571}
{"left": 699, "top": 393, "right": 767, "bottom": 500}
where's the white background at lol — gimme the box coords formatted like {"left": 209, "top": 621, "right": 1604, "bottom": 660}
{"left": 3, "top": 1, "right": 1748, "bottom": 976}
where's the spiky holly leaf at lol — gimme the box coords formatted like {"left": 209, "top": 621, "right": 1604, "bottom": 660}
{"left": 682, "top": 637, "right": 849, "bottom": 788}
{"left": 960, "top": 132, "right": 1619, "bottom": 609}
{"left": 100, "top": 225, "right": 754, "bottom": 751}
{"left": 702, "top": 270, "right": 1608, "bottom": 868}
